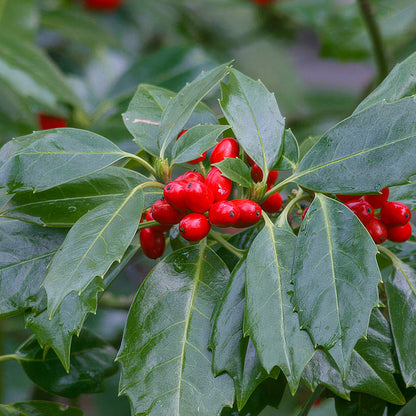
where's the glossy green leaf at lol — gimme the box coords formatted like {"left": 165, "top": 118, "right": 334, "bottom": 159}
{"left": 0, "top": 31, "right": 79, "bottom": 108}
{"left": 25, "top": 277, "right": 103, "bottom": 372}
{"left": 0, "top": 0, "right": 38, "bottom": 41}
{"left": 26, "top": 244, "right": 139, "bottom": 371}
{"left": 123, "top": 85, "right": 175, "bottom": 157}
{"left": 0, "top": 401, "right": 83, "bottom": 416}
{"left": 303, "top": 309, "right": 404, "bottom": 404}
{"left": 117, "top": 244, "right": 234, "bottom": 416}
{"left": 43, "top": 188, "right": 144, "bottom": 317}
{"left": 220, "top": 69, "right": 285, "bottom": 174}
{"left": 385, "top": 258, "right": 416, "bottom": 388}
{"left": 302, "top": 349, "right": 350, "bottom": 400}
{"left": 41, "top": 9, "right": 118, "bottom": 48}
{"left": 16, "top": 331, "right": 118, "bottom": 398}
{"left": 210, "top": 258, "right": 270, "bottom": 409}
{"left": 335, "top": 393, "right": 386, "bottom": 416}
{"left": 158, "top": 63, "right": 230, "bottom": 157}
{"left": 291, "top": 194, "right": 381, "bottom": 376}
{"left": 1, "top": 167, "right": 150, "bottom": 227}
{"left": 245, "top": 216, "right": 314, "bottom": 393}
{"left": 213, "top": 157, "right": 252, "bottom": 188}
{"left": 171, "top": 124, "right": 228, "bottom": 165}
{"left": 0, "top": 128, "right": 127, "bottom": 193}
{"left": 346, "top": 309, "right": 405, "bottom": 404}
{"left": 274, "top": 129, "right": 299, "bottom": 171}
{"left": 355, "top": 51, "right": 416, "bottom": 114}
{"left": 295, "top": 97, "right": 416, "bottom": 194}
{"left": 0, "top": 218, "right": 65, "bottom": 318}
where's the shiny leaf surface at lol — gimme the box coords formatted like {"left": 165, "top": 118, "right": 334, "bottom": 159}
{"left": 274, "top": 128, "right": 299, "bottom": 171}
{"left": 385, "top": 258, "right": 416, "bottom": 388}
{"left": 0, "top": 401, "right": 83, "bottom": 416}
{"left": 1, "top": 167, "right": 149, "bottom": 227}
{"left": 158, "top": 63, "right": 230, "bottom": 157}
{"left": 0, "top": 128, "right": 127, "bottom": 193}
{"left": 0, "top": 218, "right": 65, "bottom": 317}
{"left": 210, "top": 258, "right": 270, "bottom": 409}
{"left": 220, "top": 69, "right": 284, "bottom": 173}
{"left": 295, "top": 97, "right": 416, "bottom": 194}
{"left": 172, "top": 124, "right": 228, "bottom": 165}
{"left": 43, "top": 188, "right": 144, "bottom": 317}
{"left": 117, "top": 244, "right": 234, "bottom": 416}
{"left": 16, "top": 331, "right": 118, "bottom": 398}
{"left": 292, "top": 194, "right": 381, "bottom": 375}
{"left": 245, "top": 216, "right": 314, "bottom": 393}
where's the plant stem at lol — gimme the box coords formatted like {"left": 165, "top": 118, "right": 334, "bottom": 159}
{"left": 297, "top": 385, "right": 325, "bottom": 416}
{"left": 125, "top": 153, "right": 158, "bottom": 177}
{"left": 377, "top": 244, "right": 400, "bottom": 267}
{"left": 264, "top": 174, "right": 299, "bottom": 199}
{"left": 357, "top": 0, "right": 388, "bottom": 82}
{"left": 0, "top": 354, "right": 19, "bottom": 363}
{"left": 209, "top": 230, "right": 244, "bottom": 259}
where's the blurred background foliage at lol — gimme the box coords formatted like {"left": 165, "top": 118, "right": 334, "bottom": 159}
{"left": 0, "top": 0, "right": 415, "bottom": 414}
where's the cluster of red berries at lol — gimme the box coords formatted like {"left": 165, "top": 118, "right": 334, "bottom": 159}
{"left": 336, "top": 189, "right": 412, "bottom": 244}
{"left": 140, "top": 136, "right": 284, "bottom": 259}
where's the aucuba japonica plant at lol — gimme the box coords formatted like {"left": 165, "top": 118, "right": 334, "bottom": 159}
{"left": 1, "top": 50, "right": 416, "bottom": 416}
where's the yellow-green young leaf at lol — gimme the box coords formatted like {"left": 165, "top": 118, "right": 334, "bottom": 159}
{"left": 0, "top": 129, "right": 127, "bottom": 193}
{"left": 220, "top": 69, "right": 285, "bottom": 174}
{"left": 0, "top": 401, "right": 83, "bottom": 416}
{"left": 274, "top": 129, "right": 299, "bottom": 171}
{"left": 117, "top": 245, "right": 234, "bottom": 416}
{"left": 171, "top": 124, "right": 228, "bottom": 165}
{"left": 0, "top": 31, "right": 79, "bottom": 108}
{"left": 385, "top": 258, "right": 416, "bottom": 388}
{"left": 0, "top": 218, "right": 66, "bottom": 318}
{"left": 292, "top": 194, "right": 381, "bottom": 376}
{"left": 0, "top": 167, "right": 150, "bottom": 227}
{"left": 158, "top": 63, "right": 230, "bottom": 157}
{"left": 42, "top": 188, "right": 144, "bottom": 318}
{"left": 294, "top": 97, "right": 416, "bottom": 194}
{"left": 210, "top": 258, "right": 271, "bottom": 410}
{"left": 16, "top": 331, "right": 118, "bottom": 398}
{"left": 354, "top": 51, "right": 416, "bottom": 113}
{"left": 213, "top": 158, "right": 252, "bottom": 188}
{"left": 244, "top": 218, "right": 314, "bottom": 393}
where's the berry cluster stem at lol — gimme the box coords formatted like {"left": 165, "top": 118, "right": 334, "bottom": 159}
{"left": 0, "top": 354, "right": 18, "bottom": 363}
{"left": 125, "top": 153, "right": 157, "bottom": 177}
{"left": 209, "top": 230, "right": 244, "bottom": 259}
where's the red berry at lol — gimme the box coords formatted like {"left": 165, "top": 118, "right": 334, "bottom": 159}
{"left": 364, "top": 188, "right": 389, "bottom": 209}
{"left": 252, "top": 0, "right": 274, "bottom": 5}
{"left": 345, "top": 199, "right": 374, "bottom": 226}
{"left": 232, "top": 199, "right": 262, "bottom": 228}
{"left": 140, "top": 228, "right": 165, "bottom": 259}
{"left": 210, "top": 138, "right": 239, "bottom": 165}
{"left": 176, "top": 170, "right": 205, "bottom": 183}
{"left": 366, "top": 218, "right": 388, "bottom": 244}
{"left": 388, "top": 222, "right": 412, "bottom": 242}
{"left": 84, "top": 0, "right": 123, "bottom": 10}
{"left": 185, "top": 181, "right": 214, "bottom": 213}
{"left": 380, "top": 201, "right": 411, "bottom": 226}
{"left": 179, "top": 213, "right": 211, "bottom": 241}
{"left": 177, "top": 130, "right": 206, "bottom": 164}
{"left": 145, "top": 209, "right": 172, "bottom": 232}
{"left": 38, "top": 114, "right": 67, "bottom": 130}
{"left": 261, "top": 192, "right": 283, "bottom": 214}
{"left": 163, "top": 181, "right": 189, "bottom": 212}
{"left": 336, "top": 194, "right": 363, "bottom": 203}
{"left": 302, "top": 207, "right": 309, "bottom": 220}
{"left": 266, "top": 170, "right": 279, "bottom": 188}
{"left": 205, "top": 167, "right": 232, "bottom": 201}
{"left": 151, "top": 199, "right": 183, "bottom": 225}
{"left": 251, "top": 163, "right": 263, "bottom": 182}
{"left": 208, "top": 201, "right": 240, "bottom": 227}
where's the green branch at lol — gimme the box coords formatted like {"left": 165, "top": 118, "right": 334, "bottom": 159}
{"left": 209, "top": 230, "right": 244, "bottom": 259}
{"left": 357, "top": 0, "right": 388, "bottom": 82}
{"left": 0, "top": 354, "right": 19, "bottom": 363}
{"left": 125, "top": 153, "right": 158, "bottom": 177}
